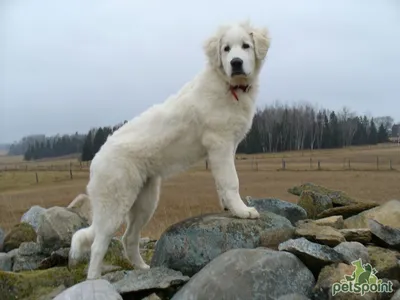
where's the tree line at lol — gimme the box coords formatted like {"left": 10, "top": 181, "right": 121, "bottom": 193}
{"left": 9, "top": 102, "right": 395, "bottom": 161}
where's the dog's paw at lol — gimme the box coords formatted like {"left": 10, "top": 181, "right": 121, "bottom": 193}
{"left": 233, "top": 207, "right": 260, "bottom": 219}
{"left": 135, "top": 262, "right": 150, "bottom": 270}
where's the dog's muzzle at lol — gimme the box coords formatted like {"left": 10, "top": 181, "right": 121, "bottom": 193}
{"left": 230, "top": 57, "right": 245, "bottom": 76}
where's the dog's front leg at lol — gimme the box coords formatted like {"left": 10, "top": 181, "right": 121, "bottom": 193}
{"left": 207, "top": 145, "right": 260, "bottom": 219}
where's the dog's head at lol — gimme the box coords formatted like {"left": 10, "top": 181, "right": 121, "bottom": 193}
{"left": 203, "top": 21, "right": 271, "bottom": 84}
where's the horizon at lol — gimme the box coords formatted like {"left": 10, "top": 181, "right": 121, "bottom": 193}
{"left": 2, "top": 0, "right": 400, "bottom": 144}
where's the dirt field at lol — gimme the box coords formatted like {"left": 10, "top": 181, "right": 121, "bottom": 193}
{"left": 1, "top": 144, "right": 399, "bottom": 238}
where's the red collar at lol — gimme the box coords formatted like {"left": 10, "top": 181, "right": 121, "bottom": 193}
{"left": 230, "top": 85, "right": 251, "bottom": 101}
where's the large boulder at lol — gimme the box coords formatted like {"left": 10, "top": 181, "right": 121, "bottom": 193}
{"left": 54, "top": 279, "right": 122, "bottom": 300}
{"left": 13, "top": 242, "right": 47, "bottom": 272}
{"left": 3, "top": 223, "right": 37, "bottom": 253}
{"left": 67, "top": 194, "right": 92, "bottom": 224}
{"left": 150, "top": 211, "right": 293, "bottom": 276}
{"left": 37, "top": 206, "right": 88, "bottom": 254}
{"left": 288, "top": 183, "right": 359, "bottom": 206}
{"left": 297, "top": 190, "right": 332, "bottom": 219}
{"left": 344, "top": 200, "right": 400, "bottom": 229}
{"left": 333, "top": 242, "right": 370, "bottom": 264}
{"left": 20, "top": 205, "right": 47, "bottom": 232}
{"left": 171, "top": 248, "right": 315, "bottom": 300}
{"left": 244, "top": 197, "right": 307, "bottom": 224}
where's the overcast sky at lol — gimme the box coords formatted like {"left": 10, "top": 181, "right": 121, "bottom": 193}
{"left": 1, "top": 0, "right": 400, "bottom": 143}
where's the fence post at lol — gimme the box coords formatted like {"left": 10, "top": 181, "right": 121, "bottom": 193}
{"left": 282, "top": 159, "right": 286, "bottom": 170}
{"left": 309, "top": 158, "right": 312, "bottom": 169}
{"left": 389, "top": 159, "right": 393, "bottom": 170}
{"left": 205, "top": 159, "right": 208, "bottom": 170}
{"left": 35, "top": 172, "right": 38, "bottom": 184}
{"left": 318, "top": 160, "right": 321, "bottom": 170}
{"left": 348, "top": 159, "right": 351, "bottom": 170}
{"left": 376, "top": 156, "right": 379, "bottom": 170}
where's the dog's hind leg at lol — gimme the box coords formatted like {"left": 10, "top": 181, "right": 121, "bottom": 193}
{"left": 122, "top": 176, "right": 161, "bottom": 269}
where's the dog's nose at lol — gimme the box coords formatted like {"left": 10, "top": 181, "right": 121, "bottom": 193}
{"left": 230, "top": 58, "right": 243, "bottom": 69}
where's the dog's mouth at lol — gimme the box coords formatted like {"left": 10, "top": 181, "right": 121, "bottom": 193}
{"left": 231, "top": 70, "right": 247, "bottom": 77}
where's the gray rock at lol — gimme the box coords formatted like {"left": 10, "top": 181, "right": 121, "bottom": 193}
{"left": 244, "top": 197, "right": 308, "bottom": 224}
{"left": 171, "top": 248, "right": 315, "bottom": 300}
{"left": 37, "top": 206, "right": 88, "bottom": 254}
{"left": 314, "top": 215, "right": 344, "bottom": 229}
{"left": 0, "top": 227, "right": 4, "bottom": 252}
{"left": 0, "top": 252, "right": 12, "bottom": 271}
{"left": 278, "top": 237, "right": 344, "bottom": 276}
{"left": 38, "top": 247, "right": 70, "bottom": 269}
{"left": 368, "top": 219, "right": 400, "bottom": 250}
{"left": 277, "top": 294, "right": 311, "bottom": 300}
{"left": 391, "top": 289, "right": 400, "bottom": 300}
{"left": 20, "top": 205, "right": 47, "bottom": 232}
{"left": 333, "top": 241, "right": 370, "bottom": 264}
{"left": 151, "top": 211, "right": 294, "bottom": 276}
{"left": 102, "top": 266, "right": 189, "bottom": 298}
{"left": 260, "top": 227, "right": 295, "bottom": 249}
{"left": 54, "top": 279, "right": 122, "bottom": 300}
{"left": 13, "top": 242, "right": 46, "bottom": 272}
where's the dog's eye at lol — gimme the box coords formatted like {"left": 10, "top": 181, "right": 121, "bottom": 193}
{"left": 223, "top": 45, "right": 230, "bottom": 52}
{"left": 242, "top": 43, "right": 250, "bottom": 49}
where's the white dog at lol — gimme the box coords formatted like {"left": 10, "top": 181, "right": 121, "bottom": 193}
{"left": 69, "top": 20, "right": 271, "bottom": 280}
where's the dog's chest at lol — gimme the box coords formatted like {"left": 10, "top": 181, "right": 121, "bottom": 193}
{"left": 206, "top": 93, "right": 255, "bottom": 141}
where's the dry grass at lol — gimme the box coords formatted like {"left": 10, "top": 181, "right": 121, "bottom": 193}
{"left": 1, "top": 144, "right": 400, "bottom": 239}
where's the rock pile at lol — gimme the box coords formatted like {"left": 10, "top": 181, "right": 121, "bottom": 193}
{"left": 0, "top": 183, "right": 399, "bottom": 300}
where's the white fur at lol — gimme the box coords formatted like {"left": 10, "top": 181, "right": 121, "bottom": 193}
{"left": 69, "top": 20, "right": 271, "bottom": 280}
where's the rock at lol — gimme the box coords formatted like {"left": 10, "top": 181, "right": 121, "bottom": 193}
{"left": 37, "top": 206, "right": 88, "bottom": 254}
{"left": 333, "top": 242, "right": 370, "bottom": 264}
{"left": 171, "top": 248, "right": 315, "bottom": 300}
{"left": 102, "top": 267, "right": 189, "bottom": 299}
{"left": 54, "top": 279, "right": 122, "bottom": 300}
{"left": 368, "top": 219, "right": 400, "bottom": 250}
{"left": 367, "top": 246, "right": 400, "bottom": 281}
{"left": 392, "top": 289, "right": 400, "bottom": 300}
{"left": 150, "top": 211, "right": 294, "bottom": 276}
{"left": 20, "top": 205, "right": 47, "bottom": 232}
{"left": 0, "top": 266, "right": 87, "bottom": 299}
{"left": 288, "top": 182, "right": 359, "bottom": 206}
{"left": 3, "top": 223, "right": 37, "bottom": 253}
{"left": 315, "top": 215, "right": 344, "bottom": 229}
{"left": 38, "top": 248, "right": 70, "bottom": 269}
{"left": 0, "top": 227, "right": 4, "bottom": 251}
{"left": 244, "top": 197, "right": 308, "bottom": 224}
{"left": 297, "top": 190, "right": 333, "bottom": 219}
{"left": 260, "top": 227, "right": 295, "bottom": 249}
{"left": 344, "top": 200, "right": 400, "bottom": 229}
{"left": 313, "top": 262, "right": 380, "bottom": 300}
{"left": 294, "top": 222, "right": 345, "bottom": 247}
{"left": 317, "top": 202, "right": 379, "bottom": 219}
{"left": 0, "top": 252, "right": 12, "bottom": 271}
{"left": 67, "top": 194, "right": 92, "bottom": 224}
{"left": 278, "top": 237, "right": 344, "bottom": 276}
{"left": 13, "top": 242, "right": 47, "bottom": 272}
{"left": 340, "top": 228, "right": 372, "bottom": 243}
{"left": 277, "top": 294, "right": 311, "bottom": 300}
{"left": 380, "top": 279, "right": 400, "bottom": 300}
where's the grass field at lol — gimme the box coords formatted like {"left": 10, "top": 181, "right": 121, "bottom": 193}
{"left": 1, "top": 143, "right": 399, "bottom": 238}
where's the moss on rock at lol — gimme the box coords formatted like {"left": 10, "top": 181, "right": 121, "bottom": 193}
{"left": 297, "top": 190, "right": 333, "bottom": 219}
{"left": 3, "top": 223, "right": 37, "bottom": 253}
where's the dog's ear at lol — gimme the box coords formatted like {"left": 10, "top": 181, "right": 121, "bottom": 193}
{"left": 250, "top": 27, "right": 271, "bottom": 61}
{"left": 203, "top": 34, "right": 221, "bottom": 68}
